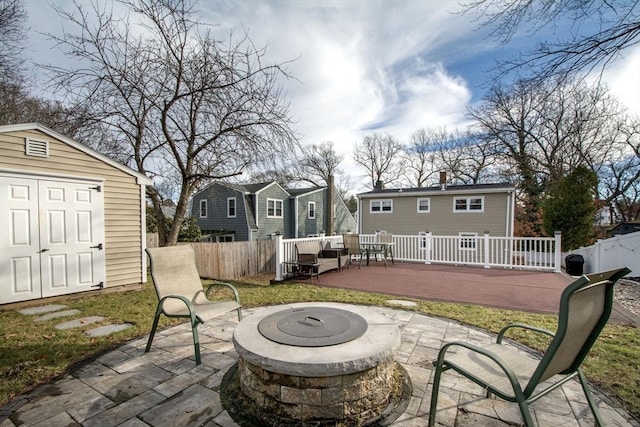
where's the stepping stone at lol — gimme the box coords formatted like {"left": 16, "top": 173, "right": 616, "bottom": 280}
{"left": 387, "top": 299, "right": 418, "bottom": 307}
{"left": 35, "top": 309, "right": 82, "bottom": 322}
{"left": 55, "top": 316, "right": 106, "bottom": 330}
{"left": 18, "top": 304, "right": 68, "bottom": 315}
{"left": 85, "top": 323, "right": 133, "bottom": 337}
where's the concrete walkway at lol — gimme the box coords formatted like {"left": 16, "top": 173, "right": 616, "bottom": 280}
{"left": 1, "top": 304, "right": 637, "bottom": 427}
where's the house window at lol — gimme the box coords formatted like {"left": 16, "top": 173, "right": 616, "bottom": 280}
{"left": 227, "top": 197, "right": 236, "bottom": 218}
{"left": 370, "top": 199, "right": 393, "bottom": 213}
{"left": 308, "top": 201, "right": 316, "bottom": 219}
{"left": 459, "top": 232, "right": 478, "bottom": 250}
{"left": 199, "top": 199, "right": 207, "bottom": 218}
{"left": 454, "top": 196, "right": 484, "bottom": 212}
{"left": 267, "top": 198, "right": 283, "bottom": 218}
{"left": 417, "top": 198, "right": 430, "bottom": 213}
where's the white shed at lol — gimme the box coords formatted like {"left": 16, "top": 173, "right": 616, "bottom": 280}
{"left": 0, "top": 123, "right": 152, "bottom": 304}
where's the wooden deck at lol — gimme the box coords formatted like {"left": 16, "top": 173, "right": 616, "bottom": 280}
{"left": 299, "top": 260, "right": 638, "bottom": 325}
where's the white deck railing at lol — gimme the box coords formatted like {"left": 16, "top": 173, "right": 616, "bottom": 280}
{"left": 274, "top": 232, "right": 562, "bottom": 281}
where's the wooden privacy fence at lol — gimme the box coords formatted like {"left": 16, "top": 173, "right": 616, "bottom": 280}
{"left": 145, "top": 233, "right": 276, "bottom": 280}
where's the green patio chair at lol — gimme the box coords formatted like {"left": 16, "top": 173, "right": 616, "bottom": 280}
{"left": 145, "top": 245, "right": 242, "bottom": 365}
{"left": 428, "top": 267, "right": 631, "bottom": 427}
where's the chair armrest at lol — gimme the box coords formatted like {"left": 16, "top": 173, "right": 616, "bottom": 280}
{"left": 434, "top": 341, "right": 525, "bottom": 395}
{"left": 496, "top": 323, "right": 555, "bottom": 344}
{"left": 204, "top": 282, "right": 241, "bottom": 304}
{"left": 157, "top": 294, "right": 198, "bottom": 322}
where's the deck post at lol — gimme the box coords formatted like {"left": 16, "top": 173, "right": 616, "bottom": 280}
{"left": 424, "top": 231, "right": 432, "bottom": 264}
{"left": 274, "top": 234, "right": 285, "bottom": 281}
{"left": 483, "top": 231, "right": 490, "bottom": 269}
{"left": 554, "top": 231, "right": 562, "bottom": 273}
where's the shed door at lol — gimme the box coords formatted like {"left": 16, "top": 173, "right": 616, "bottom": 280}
{"left": 0, "top": 176, "right": 106, "bottom": 304}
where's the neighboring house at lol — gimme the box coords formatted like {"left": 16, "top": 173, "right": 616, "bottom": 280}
{"left": 607, "top": 221, "right": 640, "bottom": 238}
{"left": 0, "top": 123, "right": 152, "bottom": 304}
{"left": 357, "top": 180, "right": 516, "bottom": 238}
{"left": 192, "top": 179, "right": 356, "bottom": 241}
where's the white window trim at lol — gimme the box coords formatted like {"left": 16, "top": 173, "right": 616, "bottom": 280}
{"left": 459, "top": 232, "right": 478, "bottom": 250}
{"left": 199, "top": 199, "right": 207, "bottom": 218}
{"left": 227, "top": 197, "right": 236, "bottom": 218}
{"left": 453, "top": 196, "right": 485, "bottom": 213}
{"left": 417, "top": 197, "right": 430, "bottom": 213}
{"left": 308, "top": 201, "right": 316, "bottom": 219}
{"left": 370, "top": 199, "right": 393, "bottom": 214}
{"left": 267, "top": 198, "right": 283, "bottom": 218}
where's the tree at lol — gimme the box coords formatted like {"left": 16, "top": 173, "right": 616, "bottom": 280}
{"left": 299, "top": 141, "right": 343, "bottom": 187}
{"left": 402, "top": 128, "right": 438, "bottom": 187}
{"left": 353, "top": 133, "right": 405, "bottom": 189}
{"left": 542, "top": 166, "right": 597, "bottom": 250}
{"left": 0, "top": 0, "right": 27, "bottom": 84}
{"left": 460, "top": 1, "right": 640, "bottom": 81}
{"left": 468, "top": 77, "right": 626, "bottom": 235}
{"left": 46, "top": 0, "right": 297, "bottom": 246}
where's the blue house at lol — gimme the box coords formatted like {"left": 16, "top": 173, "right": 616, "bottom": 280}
{"left": 191, "top": 180, "right": 356, "bottom": 241}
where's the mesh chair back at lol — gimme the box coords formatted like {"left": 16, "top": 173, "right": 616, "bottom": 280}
{"left": 342, "top": 234, "right": 361, "bottom": 252}
{"left": 376, "top": 232, "right": 393, "bottom": 243}
{"left": 146, "top": 245, "right": 208, "bottom": 316}
{"left": 529, "top": 269, "right": 627, "bottom": 388}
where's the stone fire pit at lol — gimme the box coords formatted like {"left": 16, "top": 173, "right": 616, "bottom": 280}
{"left": 230, "top": 302, "right": 403, "bottom": 426}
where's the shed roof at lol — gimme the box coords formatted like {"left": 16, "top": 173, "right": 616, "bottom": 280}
{"left": 0, "top": 123, "right": 152, "bottom": 185}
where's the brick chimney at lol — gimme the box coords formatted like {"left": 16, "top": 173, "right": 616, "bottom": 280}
{"left": 374, "top": 180, "right": 384, "bottom": 190}
{"left": 439, "top": 171, "right": 447, "bottom": 190}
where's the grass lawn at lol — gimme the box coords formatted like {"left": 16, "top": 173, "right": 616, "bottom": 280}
{"left": 1, "top": 274, "right": 638, "bottom": 420}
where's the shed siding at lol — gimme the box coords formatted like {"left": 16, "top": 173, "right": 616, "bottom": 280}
{"left": 361, "top": 192, "right": 511, "bottom": 236}
{"left": 0, "top": 129, "right": 144, "bottom": 288}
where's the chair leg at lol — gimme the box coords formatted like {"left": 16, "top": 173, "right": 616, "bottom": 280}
{"left": 516, "top": 398, "right": 535, "bottom": 427}
{"left": 578, "top": 369, "right": 605, "bottom": 426}
{"left": 191, "top": 319, "right": 202, "bottom": 365}
{"left": 428, "top": 363, "right": 444, "bottom": 427}
{"left": 145, "top": 305, "right": 163, "bottom": 353}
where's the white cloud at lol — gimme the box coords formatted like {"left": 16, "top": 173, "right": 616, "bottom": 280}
{"left": 603, "top": 46, "right": 640, "bottom": 116}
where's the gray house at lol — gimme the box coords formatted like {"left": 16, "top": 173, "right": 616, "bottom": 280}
{"left": 358, "top": 180, "right": 516, "bottom": 238}
{"left": 192, "top": 180, "right": 356, "bottom": 241}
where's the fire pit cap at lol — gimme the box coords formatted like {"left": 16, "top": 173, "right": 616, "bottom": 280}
{"left": 258, "top": 306, "right": 368, "bottom": 347}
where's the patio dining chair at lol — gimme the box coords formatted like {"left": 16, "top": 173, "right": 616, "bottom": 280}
{"left": 145, "top": 245, "right": 242, "bottom": 365}
{"left": 428, "top": 267, "right": 631, "bottom": 427}
{"left": 341, "top": 234, "right": 366, "bottom": 268}
{"left": 376, "top": 231, "right": 395, "bottom": 264}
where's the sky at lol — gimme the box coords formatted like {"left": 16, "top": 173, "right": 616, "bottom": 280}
{"left": 23, "top": 0, "right": 640, "bottom": 191}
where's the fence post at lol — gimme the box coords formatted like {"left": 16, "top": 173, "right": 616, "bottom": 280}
{"left": 274, "top": 234, "right": 284, "bottom": 281}
{"left": 554, "top": 231, "right": 562, "bottom": 273}
{"left": 483, "top": 231, "right": 490, "bottom": 269}
{"left": 424, "top": 231, "right": 432, "bottom": 264}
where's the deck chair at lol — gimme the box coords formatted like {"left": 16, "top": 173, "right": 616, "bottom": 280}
{"left": 145, "top": 245, "right": 242, "bottom": 365}
{"left": 376, "top": 231, "right": 395, "bottom": 264}
{"left": 428, "top": 267, "right": 631, "bottom": 427}
{"left": 341, "top": 234, "right": 366, "bottom": 268}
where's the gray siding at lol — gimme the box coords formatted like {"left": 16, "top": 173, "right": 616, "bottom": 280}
{"left": 297, "top": 191, "right": 325, "bottom": 237}
{"left": 255, "top": 184, "right": 290, "bottom": 240}
{"left": 334, "top": 196, "right": 357, "bottom": 235}
{"left": 192, "top": 184, "right": 250, "bottom": 241}
{"left": 360, "top": 191, "right": 511, "bottom": 236}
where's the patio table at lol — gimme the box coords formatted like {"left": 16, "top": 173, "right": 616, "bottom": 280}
{"left": 360, "top": 242, "right": 395, "bottom": 266}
